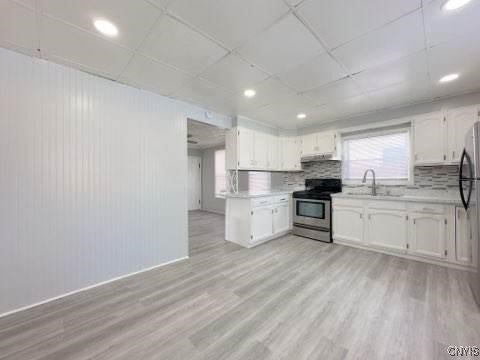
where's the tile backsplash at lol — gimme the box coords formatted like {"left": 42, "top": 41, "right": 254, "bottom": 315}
{"left": 282, "top": 161, "right": 459, "bottom": 190}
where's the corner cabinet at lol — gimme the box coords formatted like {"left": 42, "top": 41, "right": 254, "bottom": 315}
{"left": 332, "top": 198, "right": 473, "bottom": 270}
{"left": 226, "top": 194, "right": 292, "bottom": 248}
{"left": 225, "top": 126, "right": 301, "bottom": 171}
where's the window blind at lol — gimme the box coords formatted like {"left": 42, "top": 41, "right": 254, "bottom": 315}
{"left": 342, "top": 129, "right": 410, "bottom": 181}
{"left": 214, "top": 149, "right": 226, "bottom": 195}
{"left": 248, "top": 172, "right": 271, "bottom": 192}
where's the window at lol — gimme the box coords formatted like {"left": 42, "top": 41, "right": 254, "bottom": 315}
{"left": 342, "top": 128, "right": 411, "bottom": 184}
{"left": 214, "top": 149, "right": 226, "bottom": 196}
{"left": 248, "top": 172, "right": 271, "bottom": 192}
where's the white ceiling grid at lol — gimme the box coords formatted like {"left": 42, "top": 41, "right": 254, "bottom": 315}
{"left": 1, "top": 0, "right": 480, "bottom": 129}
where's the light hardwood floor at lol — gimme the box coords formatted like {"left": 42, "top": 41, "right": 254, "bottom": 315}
{"left": 1, "top": 210, "right": 479, "bottom": 360}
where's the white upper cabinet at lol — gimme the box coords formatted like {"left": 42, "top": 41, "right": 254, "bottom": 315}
{"left": 226, "top": 126, "right": 301, "bottom": 171}
{"left": 279, "top": 137, "right": 301, "bottom": 171}
{"left": 413, "top": 112, "right": 445, "bottom": 165}
{"left": 301, "top": 130, "right": 336, "bottom": 158}
{"left": 446, "top": 106, "right": 479, "bottom": 163}
{"left": 266, "top": 135, "right": 278, "bottom": 170}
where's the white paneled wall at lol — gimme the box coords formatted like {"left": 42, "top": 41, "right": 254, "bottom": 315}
{"left": 0, "top": 48, "right": 192, "bottom": 315}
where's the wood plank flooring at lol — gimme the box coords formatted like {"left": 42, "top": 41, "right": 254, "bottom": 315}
{"left": 1, "top": 210, "right": 479, "bottom": 359}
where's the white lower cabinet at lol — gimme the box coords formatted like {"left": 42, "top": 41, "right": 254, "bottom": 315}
{"left": 333, "top": 206, "right": 364, "bottom": 244}
{"left": 409, "top": 213, "right": 446, "bottom": 259}
{"left": 455, "top": 207, "right": 475, "bottom": 266}
{"left": 333, "top": 198, "right": 471, "bottom": 269}
{"left": 273, "top": 203, "right": 290, "bottom": 234}
{"left": 366, "top": 210, "right": 407, "bottom": 252}
{"left": 226, "top": 195, "right": 291, "bottom": 248}
{"left": 251, "top": 206, "right": 274, "bottom": 243}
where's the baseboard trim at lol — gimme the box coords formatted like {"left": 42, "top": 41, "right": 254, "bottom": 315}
{"left": 334, "top": 239, "right": 474, "bottom": 272}
{"left": 0, "top": 256, "right": 189, "bottom": 319}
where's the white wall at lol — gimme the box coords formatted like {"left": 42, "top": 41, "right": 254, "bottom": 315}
{"left": 0, "top": 47, "right": 229, "bottom": 316}
{"left": 201, "top": 146, "right": 225, "bottom": 214}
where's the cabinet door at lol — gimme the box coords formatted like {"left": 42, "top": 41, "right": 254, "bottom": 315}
{"left": 366, "top": 210, "right": 407, "bottom": 251}
{"left": 273, "top": 203, "right": 290, "bottom": 234}
{"left": 414, "top": 112, "right": 445, "bottom": 165}
{"left": 447, "top": 107, "right": 478, "bottom": 163}
{"left": 254, "top": 132, "right": 268, "bottom": 169}
{"left": 455, "top": 207, "right": 473, "bottom": 265}
{"left": 301, "top": 133, "right": 317, "bottom": 157}
{"left": 266, "top": 135, "right": 278, "bottom": 170}
{"left": 238, "top": 128, "right": 255, "bottom": 168}
{"left": 409, "top": 213, "right": 446, "bottom": 258}
{"left": 280, "top": 137, "right": 301, "bottom": 170}
{"left": 317, "top": 131, "right": 336, "bottom": 155}
{"left": 333, "top": 207, "right": 364, "bottom": 243}
{"left": 251, "top": 206, "right": 274, "bottom": 242}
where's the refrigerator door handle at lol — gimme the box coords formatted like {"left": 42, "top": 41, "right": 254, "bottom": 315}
{"left": 459, "top": 149, "right": 473, "bottom": 210}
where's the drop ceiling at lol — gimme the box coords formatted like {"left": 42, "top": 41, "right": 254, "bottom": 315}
{"left": 1, "top": 0, "right": 480, "bottom": 129}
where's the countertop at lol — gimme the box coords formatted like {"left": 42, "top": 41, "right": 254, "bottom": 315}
{"left": 224, "top": 187, "right": 303, "bottom": 199}
{"left": 331, "top": 190, "right": 462, "bottom": 205}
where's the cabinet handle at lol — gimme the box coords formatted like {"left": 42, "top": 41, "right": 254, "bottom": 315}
{"left": 452, "top": 151, "right": 455, "bottom": 159}
{"left": 443, "top": 154, "right": 446, "bottom": 161}
{"left": 360, "top": 213, "right": 363, "bottom": 219}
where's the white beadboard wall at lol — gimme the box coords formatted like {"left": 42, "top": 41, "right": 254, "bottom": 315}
{"left": 0, "top": 48, "right": 218, "bottom": 315}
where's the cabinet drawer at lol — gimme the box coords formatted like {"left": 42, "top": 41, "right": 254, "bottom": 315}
{"left": 368, "top": 200, "right": 406, "bottom": 211}
{"left": 273, "top": 195, "right": 289, "bottom": 204}
{"left": 333, "top": 198, "right": 363, "bottom": 208}
{"left": 408, "top": 203, "right": 445, "bottom": 214}
{"left": 252, "top": 197, "right": 273, "bottom": 208}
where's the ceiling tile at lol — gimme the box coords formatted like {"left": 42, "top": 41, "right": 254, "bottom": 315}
{"left": 0, "top": 1, "right": 37, "bottom": 53}
{"left": 120, "top": 54, "right": 193, "bottom": 95}
{"left": 428, "top": 39, "right": 480, "bottom": 98}
{"left": 245, "top": 95, "right": 316, "bottom": 128}
{"left": 332, "top": 10, "right": 425, "bottom": 73}
{"left": 297, "top": 0, "right": 421, "bottom": 49}
{"left": 40, "top": 16, "right": 133, "bottom": 77}
{"left": 296, "top": 106, "right": 336, "bottom": 127}
{"left": 209, "top": 77, "right": 298, "bottom": 114}
{"left": 278, "top": 52, "right": 346, "bottom": 92}
{"left": 366, "top": 78, "right": 433, "bottom": 110}
{"left": 424, "top": 0, "right": 480, "bottom": 47}
{"left": 200, "top": 54, "right": 269, "bottom": 92}
{"left": 167, "top": 0, "right": 289, "bottom": 49}
{"left": 323, "top": 94, "right": 375, "bottom": 117}
{"left": 237, "top": 14, "right": 325, "bottom": 75}
{"left": 172, "top": 77, "right": 234, "bottom": 106}
{"left": 41, "top": 0, "right": 161, "bottom": 50}
{"left": 303, "top": 78, "right": 362, "bottom": 105}
{"left": 140, "top": 15, "right": 227, "bottom": 76}
{"left": 353, "top": 50, "right": 428, "bottom": 92}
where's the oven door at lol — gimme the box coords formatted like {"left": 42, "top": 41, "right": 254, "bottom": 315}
{"left": 293, "top": 198, "right": 330, "bottom": 229}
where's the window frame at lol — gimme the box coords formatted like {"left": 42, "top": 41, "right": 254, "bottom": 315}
{"left": 341, "top": 127, "right": 414, "bottom": 186}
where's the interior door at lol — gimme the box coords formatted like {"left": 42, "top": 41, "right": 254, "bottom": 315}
{"left": 188, "top": 156, "right": 202, "bottom": 210}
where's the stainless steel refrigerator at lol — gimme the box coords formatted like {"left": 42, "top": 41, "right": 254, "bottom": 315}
{"left": 459, "top": 121, "right": 480, "bottom": 305}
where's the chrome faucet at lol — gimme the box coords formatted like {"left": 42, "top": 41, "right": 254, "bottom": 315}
{"left": 362, "top": 169, "right": 377, "bottom": 196}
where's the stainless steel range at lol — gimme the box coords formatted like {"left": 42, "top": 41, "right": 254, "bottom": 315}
{"left": 292, "top": 179, "right": 342, "bottom": 242}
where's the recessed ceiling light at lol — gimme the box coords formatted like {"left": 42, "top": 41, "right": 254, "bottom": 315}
{"left": 94, "top": 19, "right": 118, "bottom": 37}
{"left": 442, "top": 0, "right": 471, "bottom": 11}
{"left": 297, "top": 113, "right": 307, "bottom": 119}
{"left": 439, "top": 73, "right": 460, "bottom": 83}
{"left": 244, "top": 89, "right": 256, "bottom": 98}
